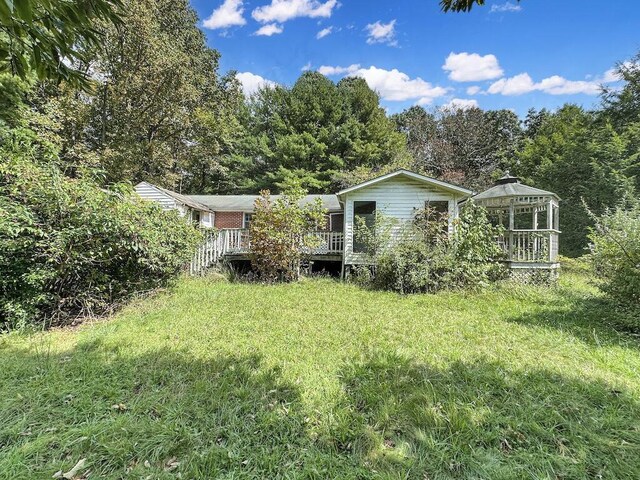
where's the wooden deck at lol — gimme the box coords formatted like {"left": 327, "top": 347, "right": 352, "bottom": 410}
{"left": 190, "top": 229, "right": 344, "bottom": 275}
{"left": 190, "top": 227, "right": 560, "bottom": 275}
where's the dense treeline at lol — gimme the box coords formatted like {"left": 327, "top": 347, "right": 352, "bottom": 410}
{"left": 3, "top": 0, "right": 640, "bottom": 259}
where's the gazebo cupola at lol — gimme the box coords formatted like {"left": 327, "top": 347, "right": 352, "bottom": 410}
{"left": 473, "top": 173, "right": 560, "bottom": 271}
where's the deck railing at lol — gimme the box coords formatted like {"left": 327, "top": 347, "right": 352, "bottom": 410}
{"left": 189, "top": 229, "right": 344, "bottom": 274}
{"left": 497, "top": 229, "right": 559, "bottom": 263}
{"left": 309, "top": 231, "right": 345, "bottom": 254}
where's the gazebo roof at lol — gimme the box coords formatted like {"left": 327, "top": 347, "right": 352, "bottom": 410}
{"left": 473, "top": 173, "right": 559, "bottom": 202}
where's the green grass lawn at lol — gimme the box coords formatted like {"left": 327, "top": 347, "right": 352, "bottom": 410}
{"left": 1, "top": 271, "right": 639, "bottom": 479}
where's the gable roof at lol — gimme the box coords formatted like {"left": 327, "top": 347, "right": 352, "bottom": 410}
{"left": 336, "top": 169, "right": 474, "bottom": 197}
{"left": 188, "top": 194, "right": 342, "bottom": 212}
{"left": 136, "top": 182, "right": 214, "bottom": 212}
{"left": 473, "top": 182, "right": 559, "bottom": 201}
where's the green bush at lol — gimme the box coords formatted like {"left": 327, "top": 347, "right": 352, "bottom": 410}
{"left": 362, "top": 201, "right": 505, "bottom": 294}
{"left": 588, "top": 197, "right": 640, "bottom": 308}
{"left": 249, "top": 184, "right": 326, "bottom": 282}
{"left": 0, "top": 155, "right": 201, "bottom": 329}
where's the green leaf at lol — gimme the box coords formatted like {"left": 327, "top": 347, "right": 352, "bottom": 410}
{"left": 14, "top": 0, "right": 32, "bottom": 22}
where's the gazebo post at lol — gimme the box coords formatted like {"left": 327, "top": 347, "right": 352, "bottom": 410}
{"left": 509, "top": 199, "right": 515, "bottom": 261}
{"left": 546, "top": 199, "right": 554, "bottom": 262}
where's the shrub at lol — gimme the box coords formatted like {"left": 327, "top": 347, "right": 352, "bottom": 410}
{"left": 358, "top": 201, "right": 505, "bottom": 294}
{"left": 0, "top": 155, "right": 201, "bottom": 329}
{"left": 249, "top": 185, "right": 326, "bottom": 281}
{"left": 588, "top": 197, "right": 640, "bottom": 307}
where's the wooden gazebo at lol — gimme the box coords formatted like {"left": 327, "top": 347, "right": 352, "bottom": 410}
{"left": 473, "top": 173, "right": 560, "bottom": 273}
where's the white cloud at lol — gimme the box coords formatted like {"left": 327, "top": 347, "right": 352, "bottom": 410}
{"left": 536, "top": 75, "right": 601, "bottom": 95}
{"left": 236, "top": 72, "right": 277, "bottom": 96}
{"left": 254, "top": 23, "right": 283, "bottom": 36}
{"left": 317, "top": 26, "right": 333, "bottom": 39}
{"left": 317, "top": 64, "right": 361, "bottom": 76}
{"left": 203, "top": 0, "right": 246, "bottom": 30}
{"left": 365, "top": 20, "right": 397, "bottom": 46}
{"left": 351, "top": 66, "right": 448, "bottom": 102}
{"left": 487, "top": 73, "right": 535, "bottom": 95}
{"left": 602, "top": 68, "right": 621, "bottom": 83}
{"left": 601, "top": 62, "right": 638, "bottom": 83}
{"left": 252, "top": 0, "right": 337, "bottom": 24}
{"left": 487, "top": 72, "right": 602, "bottom": 96}
{"left": 466, "top": 86, "right": 482, "bottom": 95}
{"left": 301, "top": 61, "right": 312, "bottom": 71}
{"left": 490, "top": 2, "right": 522, "bottom": 13}
{"left": 442, "top": 52, "right": 503, "bottom": 82}
{"left": 441, "top": 98, "right": 479, "bottom": 110}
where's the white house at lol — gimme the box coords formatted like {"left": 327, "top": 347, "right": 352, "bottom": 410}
{"left": 336, "top": 169, "right": 474, "bottom": 266}
{"left": 136, "top": 169, "right": 560, "bottom": 276}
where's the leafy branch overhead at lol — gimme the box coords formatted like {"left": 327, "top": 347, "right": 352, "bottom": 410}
{"left": 0, "top": 0, "right": 123, "bottom": 84}
{"left": 440, "top": 0, "right": 521, "bottom": 12}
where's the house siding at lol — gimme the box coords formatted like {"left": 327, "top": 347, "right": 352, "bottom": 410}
{"left": 342, "top": 176, "right": 460, "bottom": 265}
{"left": 135, "top": 182, "right": 178, "bottom": 211}
{"left": 135, "top": 182, "right": 216, "bottom": 228}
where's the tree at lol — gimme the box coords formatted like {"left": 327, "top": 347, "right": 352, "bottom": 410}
{"left": 0, "top": 0, "right": 122, "bottom": 84}
{"left": 392, "top": 106, "right": 439, "bottom": 173}
{"left": 0, "top": 87, "right": 200, "bottom": 328}
{"left": 515, "top": 105, "right": 634, "bottom": 256}
{"left": 601, "top": 54, "right": 640, "bottom": 130}
{"left": 240, "top": 72, "right": 408, "bottom": 193}
{"left": 392, "top": 105, "right": 522, "bottom": 189}
{"left": 32, "top": 0, "right": 244, "bottom": 190}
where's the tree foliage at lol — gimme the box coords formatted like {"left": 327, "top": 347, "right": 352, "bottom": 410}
{"left": 240, "top": 72, "right": 409, "bottom": 193}
{"left": 440, "top": 0, "right": 485, "bottom": 12}
{"left": 392, "top": 105, "right": 522, "bottom": 189}
{"left": 0, "top": 72, "right": 200, "bottom": 329}
{"left": 0, "top": 145, "right": 200, "bottom": 329}
{"left": 30, "top": 0, "right": 244, "bottom": 190}
{"left": 516, "top": 105, "right": 635, "bottom": 256}
{"left": 0, "top": 0, "right": 123, "bottom": 84}
{"left": 588, "top": 196, "right": 640, "bottom": 311}
{"left": 248, "top": 184, "right": 326, "bottom": 281}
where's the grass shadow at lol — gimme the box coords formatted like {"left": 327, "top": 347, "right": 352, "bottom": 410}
{"left": 337, "top": 351, "right": 640, "bottom": 479}
{"left": 504, "top": 280, "right": 640, "bottom": 350}
{"left": 0, "top": 341, "right": 365, "bottom": 479}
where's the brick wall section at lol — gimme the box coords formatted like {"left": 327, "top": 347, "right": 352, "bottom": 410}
{"left": 214, "top": 211, "right": 244, "bottom": 229}
{"left": 214, "top": 211, "right": 345, "bottom": 230}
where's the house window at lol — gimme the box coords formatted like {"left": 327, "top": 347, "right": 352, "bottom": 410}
{"left": 353, "top": 201, "right": 376, "bottom": 253}
{"left": 423, "top": 200, "right": 449, "bottom": 233}
{"left": 330, "top": 213, "right": 344, "bottom": 232}
{"left": 192, "top": 210, "right": 201, "bottom": 225}
{"left": 425, "top": 200, "right": 449, "bottom": 217}
{"left": 243, "top": 213, "right": 253, "bottom": 229}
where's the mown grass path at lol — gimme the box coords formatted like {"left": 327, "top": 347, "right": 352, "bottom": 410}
{"left": 1, "top": 273, "right": 639, "bottom": 479}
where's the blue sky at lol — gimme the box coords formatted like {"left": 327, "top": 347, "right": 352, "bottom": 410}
{"left": 188, "top": 0, "right": 639, "bottom": 116}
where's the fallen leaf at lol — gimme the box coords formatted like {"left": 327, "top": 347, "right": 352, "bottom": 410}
{"left": 164, "top": 457, "right": 179, "bottom": 471}
{"left": 53, "top": 458, "right": 86, "bottom": 479}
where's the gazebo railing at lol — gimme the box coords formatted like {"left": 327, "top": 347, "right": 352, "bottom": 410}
{"left": 496, "top": 229, "right": 559, "bottom": 263}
